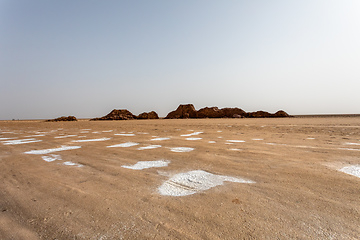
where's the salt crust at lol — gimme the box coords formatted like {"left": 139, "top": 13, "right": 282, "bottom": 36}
{"left": 226, "top": 140, "right": 245, "bottom": 143}
{"left": 344, "top": 142, "right": 360, "bottom": 146}
{"left": 2, "top": 138, "right": 42, "bottom": 145}
{"left": 54, "top": 135, "right": 77, "bottom": 139}
{"left": 339, "top": 165, "right": 360, "bottom": 179}
{"left": 42, "top": 154, "right": 62, "bottom": 162}
{"left": 208, "top": 141, "right": 216, "bottom": 143}
{"left": 137, "top": 145, "right": 162, "bottom": 150}
{"left": 181, "top": 132, "right": 203, "bottom": 137}
{"left": 122, "top": 160, "right": 170, "bottom": 170}
{"left": 169, "top": 147, "right": 194, "bottom": 153}
{"left": 72, "top": 137, "right": 111, "bottom": 142}
{"left": 186, "top": 138, "right": 202, "bottom": 140}
{"left": 107, "top": 142, "right": 139, "bottom": 148}
{"left": 63, "top": 161, "right": 83, "bottom": 167}
{"left": 114, "top": 133, "right": 135, "bottom": 136}
{"left": 151, "top": 137, "right": 170, "bottom": 141}
{"left": 25, "top": 146, "right": 81, "bottom": 154}
{"left": 158, "top": 170, "right": 255, "bottom": 196}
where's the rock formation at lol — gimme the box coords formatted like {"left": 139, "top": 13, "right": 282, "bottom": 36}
{"left": 137, "top": 111, "right": 159, "bottom": 119}
{"left": 91, "top": 109, "right": 136, "bottom": 121}
{"left": 165, "top": 104, "right": 198, "bottom": 119}
{"left": 46, "top": 116, "right": 77, "bottom": 122}
{"left": 165, "top": 104, "right": 290, "bottom": 119}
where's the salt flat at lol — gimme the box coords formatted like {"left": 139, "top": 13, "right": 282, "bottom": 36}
{"left": 0, "top": 117, "right": 359, "bottom": 239}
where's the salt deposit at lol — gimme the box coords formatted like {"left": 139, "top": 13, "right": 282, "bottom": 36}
{"left": 54, "top": 135, "right": 77, "bottom": 139}
{"left": 338, "top": 148, "right": 360, "bottom": 151}
{"left": 186, "top": 138, "right": 202, "bottom": 140}
{"left": 151, "top": 137, "right": 170, "bottom": 141}
{"left": 158, "top": 170, "right": 255, "bottom": 196}
{"left": 114, "top": 133, "right": 135, "bottom": 136}
{"left": 226, "top": 140, "right": 245, "bottom": 143}
{"left": 107, "top": 142, "right": 139, "bottom": 148}
{"left": 169, "top": 147, "right": 194, "bottom": 153}
{"left": 0, "top": 137, "right": 16, "bottom": 140}
{"left": 208, "top": 141, "right": 216, "bottom": 143}
{"left": 2, "top": 138, "right": 42, "bottom": 145}
{"left": 122, "top": 160, "right": 170, "bottom": 170}
{"left": 181, "top": 132, "right": 203, "bottom": 137}
{"left": 339, "top": 165, "right": 360, "bottom": 179}
{"left": 137, "top": 145, "right": 162, "bottom": 150}
{"left": 72, "top": 137, "right": 111, "bottom": 142}
{"left": 344, "top": 142, "right": 360, "bottom": 146}
{"left": 25, "top": 146, "right": 81, "bottom": 154}
{"left": 63, "top": 161, "right": 83, "bottom": 167}
{"left": 306, "top": 138, "right": 316, "bottom": 140}
{"left": 42, "top": 154, "right": 62, "bottom": 162}
{"left": 102, "top": 130, "right": 113, "bottom": 133}
{"left": 229, "top": 148, "right": 243, "bottom": 151}
{"left": 252, "top": 138, "right": 263, "bottom": 141}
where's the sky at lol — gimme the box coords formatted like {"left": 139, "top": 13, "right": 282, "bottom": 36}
{"left": 1, "top": 0, "right": 359, "bottom": 120}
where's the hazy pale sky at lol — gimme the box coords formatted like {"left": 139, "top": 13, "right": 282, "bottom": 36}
{"left": 1, "top": 0, "right": 359, "bottom": 120}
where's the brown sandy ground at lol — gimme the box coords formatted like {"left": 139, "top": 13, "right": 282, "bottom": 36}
{"left": 0, "top": 117, "right": 359, "bottom": 239}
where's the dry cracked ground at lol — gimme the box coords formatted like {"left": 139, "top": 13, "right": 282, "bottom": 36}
{"left": 0, "top": 117, "right": 359, "bottom": 239}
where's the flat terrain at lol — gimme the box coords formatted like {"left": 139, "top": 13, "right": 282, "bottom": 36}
{"left": 0, "top": 117, "right": 359, "bottom": 239}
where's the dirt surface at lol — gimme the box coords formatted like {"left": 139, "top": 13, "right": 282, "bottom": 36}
{"left": 0, "top": 117, "right": 359, "bottom": 239}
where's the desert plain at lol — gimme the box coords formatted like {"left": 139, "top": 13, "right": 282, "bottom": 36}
{"left": 0, "top": 117, "right": 359, "bottom": 239}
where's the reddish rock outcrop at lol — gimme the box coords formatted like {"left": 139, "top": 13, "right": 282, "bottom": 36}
{"left": 137, "top": 111, "right": 159, "bottom": 119}
{"left": 273, "top": 110, "right": 290, "bottom": 117}
{"left": 197, "top": 107, "right": 222, "bottom": 118}
{"left": 91, "top": 109, "right": 136, "bottom": 121}
{"left": 165, "top": 104, "right": 198, "bottom": 119}
{"left": 165, "top": 104, "right": 290, "bottom": 119}
{"left": 46, "top": 116, "right": 77, "bottom": 122}
{"left": 220, "top": 108, "right": 246, "bottom": 118}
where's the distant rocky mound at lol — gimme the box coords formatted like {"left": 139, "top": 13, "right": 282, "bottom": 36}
{"left": 91, "top": 109, "right": 160, "bottom": 120}
{"left": 165, "top": 104, "right": 198, "bottom": 119}
{"left": 165, "top": 104, "right": 290, "bottom": 119}
{"left": 137, "top": 111, "right": 159, "bottom": 119}
{"left": 46, "top": 116, "right": 77, "bottom": 122}
{"left": 91, "top": 109, "right": 136, "bottom": 121}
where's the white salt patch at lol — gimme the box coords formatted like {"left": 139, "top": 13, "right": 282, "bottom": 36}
{"left": 265, "top": 142, "right": 287, "bottom": 146}
{"left": 122, "top": 160, "right": 170, "bottom": 170}
{"left": 114, "top": 133, "right": 135, "bottom": 136}
{"left": 54, "top": 135, "right": 77, "bottom": 139}
{"left": 169, "top": 147, "right": 194, "bottom": 153}
{"left": 338, "top": 148, "right": 360, "bottom": 151}
{"left": 25, "top": 145, "right": 81, "bottom": 154}
{"left": 252, "top": 138, "right": 263, "bottom": 141}
{"left": 208, "top": 141, "right": 216, "bottom": 143}
{"left": 92, "top": 131, "right": 100, "bottom": 134}
{"left": 181, "top": 131, "right": 203, "bottom": 137}
{"left": 226, "top": 140, "right": 245, "bottom": 143}
{"left": 229, "top": 148, "right": 243, "bottom": 151}
{"left": 186, "top": 137, "right": 202, "bottom": 140}
{"left": 217, "top": 131, "right": 222, "bottom": 133}
{"left": 306, "top": 138, "right": 316, "bottom": 140}
{"left": 63, "top": 161, "right": 83, "bottom": 167}
{"left": 26, "top": 134, "right": 45, "bottom": 137}
{"left": 72, "top": 137, "right": 111, "bottom": 142}
{"left": 158, "top": 170, "right": 255, "bottom": 196}
{"left": 2, "top": 138, "right": 42, "bottom": 145}
{"left": 102, "top": 130, "right": 113, "bottom": 132}
{"left": 137, "top": 132, "right": 149, "bottom": 134}
{"left": 42, "top": 154, "right": 62, "bottom": 162}
{"left": 137, "top": 145, "right": 162, "bottom": 150}
{"left": 218, "top": 137, "right": 223, "bottom": 139}
{"left": 107, "top": 142, "right": 139, "bottom": 148}
{"left": 151, "top": 137, "right": 170, "bottom": 141}
{"left": 80, "top": 131, "right": 89, "bottom": 133}
{"left": 339, "top": 165, "right": 360, "bottom": 178}
{"left": 344, "top": 142, "right": 360, "bottom": 146}
{"left": 0, "top": 137, "right": 16, "bottom": 140}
